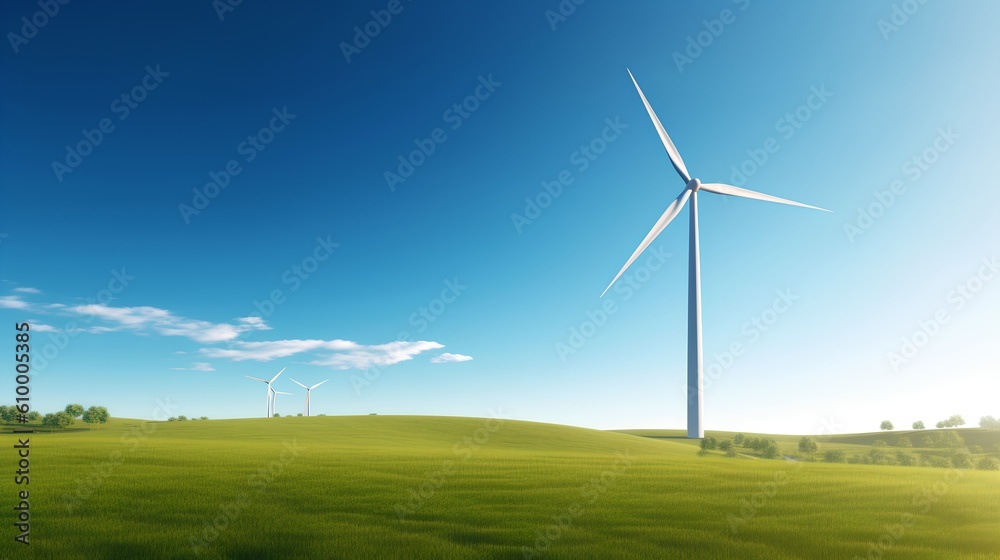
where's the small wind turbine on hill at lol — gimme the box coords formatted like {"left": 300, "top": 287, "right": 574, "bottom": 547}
{"left": 601, "top": 69, "right": 829, "bottom": 439}
{"left": 271, "top": 390, "right": 293, "bottom": 416}
{"left": 290, "top": 378, "right": 329, "bottom": 416}
{"left": 245, "top": 367, "right": 285, "bottom": 418}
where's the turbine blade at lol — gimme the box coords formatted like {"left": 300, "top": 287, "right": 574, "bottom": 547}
{"left": 289, "top": 378, "right": 308, "bottom": 389}
{"left": 627, "top": 69, "right": 691, "bottom": 183}
{"left": 245, "top": 376, "right": 268, "bottom": 383}
{"left": 601, "top": 188, "right": 690, "bottom": 298}
{"left": 311, "top": 380, "right": 330, "bottom": 390}
{"left": 274, "top": 391, "right": 293, "bottom": 395}
{"left": 699, "top": 183, "right": 830, "bottom": 212}
{"left": 269, "top": 367, "right": 286, "bottom": 383}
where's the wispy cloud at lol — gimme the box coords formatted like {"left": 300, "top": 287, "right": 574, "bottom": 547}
{"left": 170, "top": 362, "right": 215, "bottom": 372}
{"left": 0, "top": 296, "right": 29, "bottom": 309}
{"left": 65, "top": 304, "right": 270, "bottom": 343}
{"left": 30, "top": 323, "right": 58, "bottom": 332}
{"left": 201, "top": 339, "right": 444, "bottom": 370}
{"left": 430, "top": 353, "right": 473, "bottom": 364}
{"left": 14, "top": 287, "right": 41, "bottom": 294}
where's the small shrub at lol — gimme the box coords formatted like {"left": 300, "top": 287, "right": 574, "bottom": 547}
{"left": 733, "top": 433, "right": 745, "bottom": 446}
{"left": 969, "top": 445, "right": 983, "bottom": 454}
{"left": 824, "top": 450, "right": 846, "bottom": 463}
{"left": 976, "top": 457, "right": 999, "bottom": 470}
{"left": 895, "top": 451, "right": 916, "bottom": 466}
{"left": 951, "top": 451, "right": 973, "bottom": 469}
{"left": 920, "top": 455, "right": 951, "bottom": 468}
{"left": 798, "top": 436, "right": 818, "bottom": 453}
{"left": 895, "top": 436, "right": 912, "bottom": 448}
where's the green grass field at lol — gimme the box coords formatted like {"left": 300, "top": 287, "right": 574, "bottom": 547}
{"left": 2, "top": 416, "right": 998, "bottom": 559}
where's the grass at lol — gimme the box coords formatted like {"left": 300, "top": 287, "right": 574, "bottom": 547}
{"left": 2, "top": 416, "right": 999, "bottom": 559}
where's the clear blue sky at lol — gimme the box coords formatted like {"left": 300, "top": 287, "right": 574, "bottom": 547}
{"left": 2, "top": 1, "right": 997, "bottom": 434}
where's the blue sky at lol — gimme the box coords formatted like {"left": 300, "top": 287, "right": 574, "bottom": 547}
{"left": 1, "top": 1, "right": 997, "bottom": 434}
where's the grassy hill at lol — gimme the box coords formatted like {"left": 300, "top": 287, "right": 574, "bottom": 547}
{"left": 2, "top": 416, "right": 998, "bottom": 559}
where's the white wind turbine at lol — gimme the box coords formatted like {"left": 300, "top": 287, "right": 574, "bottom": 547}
{"left": 289, "top": 378, "right": 329, "bottom": 416}
{"left": 245, "top": 367, "right": 285, "bottom": 417}
{"left": 601, "top": 70, "right": 829, "bottom": 439}
{"left": 271, "top": 390, "right": 293, "bottom": 416}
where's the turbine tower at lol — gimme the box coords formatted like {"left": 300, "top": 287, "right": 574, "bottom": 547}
{"left": 245, "top": 367, "right": 285, "bottom": 417}
{"left": 601, "top": 70, "right": 829, "bottom": 439}
{"left": 271, "top": 390, "right": 293, "bottom": 416}
{"left": 289, "top": 378, "right": 329, "bottom": 416}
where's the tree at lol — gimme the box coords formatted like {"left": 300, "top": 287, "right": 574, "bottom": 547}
{"left": 700, "top": 436, "right": 717, "bottom": 451}
{"left": 880, "top": 420, "right": 894, "bottom": 431}
{"left": 872, "top": 439, "right": 887, "bottom": 447}
{"left": 760, "top": 442, "right": 781, "bottom": 459}
{"left": 951, "top": 450, "right": 973, "bottom": 469}
{"left": 297, "top": 413, "right": 303, "bottom": 417}
{"left": 912, "top": 421, "right": 925, "bottom": 430}
{"left": 976, "top": 457, "right": 999, "bottom": 471}
{"left": 42, "top": 411, "right": 74, "bottom": 429}
{"left": 969, "top": 445, "right": 983, "bottom": 454}
{"left": 895, "top": 436, "right": 912, "bottom": 448}
{"left": 199, "top": 416, "right": 208, "bottom": 420}
{"left": 979, "top": 416, "right": 1000, "bottom": 430}
{"left": 81, "top": 406, "right": 110, "bottom": 429}
{"left": 920, "top": 435, "right": 934, "bottom": 447}
{"left": 798, "top": 436, "right": 818, "bottom": 453}
{"left": 719, "top": 439, "right": 733, "bottom": 452}
{"left": 895, "top": 451, "right": 916, "bottom": 466}
{"left": 733, "top": 433, "right": 745, "bottom": 446}
{"left": 167, "top": 417, "right": 177, "bottom": 422}
{"left": 177, "top": 415, "right": 188, "bottom": 421}
{"left": 938, "top": 415, "right": 966, "bottom": 428}
{"left": 273, "top": 413, "right": 281, "bottom": 418}
{"left": 936, "top": 421, "right": 945, "bottom": 429}
{"left": 65, "top": 404, "right": 85, "bottom": 418}
{"left": 0, "top": 405, "right": 16, "bottom": 423}
{"left": 824, "top": 450, "right": 846, "bottom": 463}
{"left": 26, "top": 411, "right": 41, "bottom": 422}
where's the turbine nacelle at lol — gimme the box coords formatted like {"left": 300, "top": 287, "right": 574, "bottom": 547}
{"left": 686, "top": 178, "right": 702, "bottom": 192}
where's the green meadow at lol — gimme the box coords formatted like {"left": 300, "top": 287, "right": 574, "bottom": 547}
{"left": 2, "top": 416, "right": 999, "bottom": 559}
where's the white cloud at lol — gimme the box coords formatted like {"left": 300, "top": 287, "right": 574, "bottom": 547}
{"left": 431, "top": 353, "right": 474, "bottom": 364}
{"left": 0, "top": 296, "right": 29, "bottom": 309}
{"left": 30, "top": 323, "right": 58, "bottom": 333}
{"left": 65, "top": 304, "right": 271, "bottom": 343}
{"left": 14, "top": 287, "right": 41, "bottom": 294}
{"left": 170, "top": 362, "right": 215, "bottom": 372}
{"left": 201, "top": 339, "right": 443, "bottom": 370}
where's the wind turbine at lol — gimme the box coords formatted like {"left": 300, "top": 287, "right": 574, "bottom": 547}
{"left": 601, "top": 70, "right": 829, "bottom": 439}
{"left": 245, "top": 367, "right": 285, "bottom": 417}
{"left": 289, "top": 378, "right": 329, "bottom": 416}
{"left": 271, "top": 390, "right": 293, "bottom": 416}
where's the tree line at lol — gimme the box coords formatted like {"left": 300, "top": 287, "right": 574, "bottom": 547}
{"left": 0, "top": 404, "right": 109, "bottom": 429}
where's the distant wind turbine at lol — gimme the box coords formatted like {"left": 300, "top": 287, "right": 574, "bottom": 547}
{"left": 245, "top": 367, "right": 285, "bottom": 417}
{"left": 271, "top": 390, "right": 293, "bottom": 416}
{"left": 289, "top": 378, "right": 329, "bottom": 416}
{"left": 601, "top": 70, "right": 829, "bottom": 439}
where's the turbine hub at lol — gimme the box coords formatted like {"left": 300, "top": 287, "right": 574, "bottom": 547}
{"left": 687, "top": 178, "right": 702, "bottom": 192}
